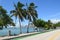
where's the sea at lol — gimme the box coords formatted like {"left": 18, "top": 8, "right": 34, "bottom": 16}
{"left": 0, "top": 27, "right": 36, "bottom": 36}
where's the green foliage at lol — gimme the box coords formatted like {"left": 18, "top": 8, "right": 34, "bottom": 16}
{"left": 33, "top": 19, "right": 46, "bottom": 28}
{"left": 46, "top": 20, "right": 53, "bottom": 29}
{"left": 44, "top": 24, "right": 49, "bottom": 29}
{"left": 0, "top": 6, "right": 15, "bottom": 29}
{"left": 26, "top": 2, "right": 38, "bottom": 22}
{"left": 53, "top": 22, "right": 60, "bottom": 27}
{"left": 33, "top": 19, "right": 54, "bottom": 30}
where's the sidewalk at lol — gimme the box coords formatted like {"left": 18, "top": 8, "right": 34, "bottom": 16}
{"left": 0, "top": 32, "right": 38, "bottom": 40}
{"left": 18, "top": 29, "right": 60, "bottom": 40}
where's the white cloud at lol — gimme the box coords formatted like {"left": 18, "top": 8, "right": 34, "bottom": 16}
{"left": 50, "top": 19, "right": 60, "bottom": 24}
{"left": 46, "top": 12, "right": 60, "bottom": 19}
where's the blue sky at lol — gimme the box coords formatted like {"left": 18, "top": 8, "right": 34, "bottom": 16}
{"left": 0, "top": 0, "right": 60, "bottom": 26}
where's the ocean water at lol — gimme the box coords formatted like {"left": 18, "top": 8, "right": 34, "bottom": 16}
{"left": 0, "top": 27, "right": 35, "bottom": 36}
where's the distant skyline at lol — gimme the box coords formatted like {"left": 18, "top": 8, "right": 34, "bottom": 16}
{"left": 0, "top": 0, "right": 60, "bottom": 26}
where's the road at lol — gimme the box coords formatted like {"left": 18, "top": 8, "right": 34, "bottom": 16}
{"left": 20, "top": 29, "right": 60, "bottom": 40}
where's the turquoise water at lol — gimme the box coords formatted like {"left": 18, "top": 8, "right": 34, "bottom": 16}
{"left": 0, "top": 27, "right": 35, "bottom": 36}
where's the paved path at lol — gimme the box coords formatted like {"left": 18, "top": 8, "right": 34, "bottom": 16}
{"left": 20, "top": 29, "right": 60, "bottom": 40}
{"left": 0, "top": 32, "right": 38, "bottom": 40}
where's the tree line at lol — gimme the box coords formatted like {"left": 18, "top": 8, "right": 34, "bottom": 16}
{"left": 33, "top": 19, "right": 60, "bottom": 31}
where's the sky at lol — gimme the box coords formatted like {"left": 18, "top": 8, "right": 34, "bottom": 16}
{"left": 0, "top": 0, "right": 60, "bottom": 26}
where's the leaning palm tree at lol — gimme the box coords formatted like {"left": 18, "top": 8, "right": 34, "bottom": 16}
{"left": 10, "top": 2, "right": 25, "bottom": 34}
{"left": 0, "top": 6, "right": 15, "bottom": 28}
{"left": 0, "top": 6, "right": 15, "bottom": 36}
{"left": 3, "top": 13, "right": 15, "bottom": 36}
{"left": 26, "top": 3, "right": 38, "bottom": 33}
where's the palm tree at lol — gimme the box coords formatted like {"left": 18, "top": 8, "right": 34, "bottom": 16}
{"left": 26, "top": 3, "right": 38, "bottom": 33}
{"left": 47, "top": 20, "right": 52, "bottom": 29}
{"left": 10, "top": 2, "right": 25, "bottom": 34}
{"left": 33, "top": 19, "right": 46, "bottom": 31}
{"left": 0, "top": 6, "right": 15, "bottom": 28}
{"left": 0, "top": 6, "right": 15, "bottom": 36}
{"left": 0, "top": 6, "right": 6, "bottom": 28}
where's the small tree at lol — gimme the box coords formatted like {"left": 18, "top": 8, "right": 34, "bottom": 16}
{"left": 33, "top": 19, "right": 46, "bottom": 31}
{"left": 47, "top": 20, "right": 53, "bottom": 29}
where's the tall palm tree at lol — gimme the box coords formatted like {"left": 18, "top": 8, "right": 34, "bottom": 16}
{"left": 10, "top": 2, "right": 25, "bottom": 34}
{"left": 26, "top": 3, "right": 38, "bottom": 33}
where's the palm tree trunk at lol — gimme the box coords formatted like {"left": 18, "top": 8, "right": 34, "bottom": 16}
{"left": 15, "top": 17, "right": 16, "bottom": 25}
{"left": 33, "top": 27, "right": 35, "bottom": 32}
{"left": 19, "top": 19, "right": 22, "bottom": 34}
{"left": 8, "top": 30, "right": 11, "bottom": 36}
{"left": 37, "top": 28, "right": 38, "bottom": 32}
{"left": 39, "top": 27, "right": 41, "bottom": 32}
{"left": 33, "top": 24, "right": 35, "bottom": 32}
{"left": 27, "top": 21, "right": 30, "bottom": 33}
